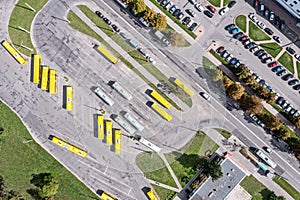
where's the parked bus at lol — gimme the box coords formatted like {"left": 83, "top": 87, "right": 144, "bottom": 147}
{"left": 123, "top": 112, "right": 144, "bottom": 131}
{"left": 49, "top": 69, "right": 57, "bottom": 94}
{"left": 173, "top": 78, "right": 194, "bottom": 96}
{"left": 137, "top": 137, "right": 161, "bottom": 152}
{"left": 40, "top": 66, "right": 49, "bottom": 90}
{"left": 254, "top": 149, "right": 277, "bottom": 169}
{"left": 49, "top": 135, "right": 87, "bottom": 158}
{"left": 114, "top": 115, "right": 136, "bottom": 135}
{"left": 99, "top": 191, "right": 117, "bottom": 200}
{"left": 105, "top": 120, "right": 113, "bottom": 146}
{"left": 96, "top": 45, "right": 118, "bottom": 64}
{"left": 94, "top": 87, "right": 115, "bottom": 106}
{"left": 65, "top": 86, "right": 73, "bottom": 111}
{"left": 111, "top": 82, "right": 132, "bottom": 100}
{"left": 150, "top": 90, "right": 171, "bottom": 109}
{"left": 147, "top": 189, "right": 158, "bottom": 200}
{"left": 151, "top": 102, "right": 172, "bottom": 121}
{"left": 114, "top": 129, "right": 121, "bottom": 154}
{"left": 32, "top": 54, "right": 41, "bottom": 84}
{"left": 97, "top": 115, "right": 105, "bottom": 140}
{"left": 1, "top": 40, "right": 27, "bottom": 65}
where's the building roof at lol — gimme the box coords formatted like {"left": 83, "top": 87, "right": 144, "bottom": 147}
{"left": 190, "top": 158, "right": 246, "bottom": 200}
{"left": 275, "top": 0, "right": 300, "bottom": 19}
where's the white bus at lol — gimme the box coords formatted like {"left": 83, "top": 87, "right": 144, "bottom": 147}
{"left": 124, "top": 112, "right": 144, "bottom": 131}
{"left": 111, "top": 82, "right": 132, "bottom": 100}
{"left": 114, "top": 115, "right": 136, "bottom": 135}
{"left": 94, "top": 87, "right": 115, "bottom": 106}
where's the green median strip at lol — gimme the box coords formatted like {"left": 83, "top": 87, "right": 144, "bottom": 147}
{"left": 249, "top": 21, "right": 271, "bottom": 41}
{"left": 259, "top": 42, "right": 282, "bottom": 58}
{"left": 273, "top": 175, "right": 300, "bottom": 200}
{"left": 67, "top": 10, "right": 183, "bottom": 110}
{"left": 151, "top": 184, "right": 177, "bottom": 200}
{"left": 208, "top": 0, "right": 221, "bottom": 7}
{"left": 297, "top": 62, "right": 300, "bottom": 79}
{"left": 8, "top": 0, "right": 48, "bottom": 56}
{"left": 278, "top": 51, "right": 294, "bottom": 74}
{"left": 77, "top": 5, "right": 192, "bottom": 108}
{"left": 149, "top": 0, "right": 197, "bottom": 39}
{"left": 235, "top": 15, "right": 246, "bottom": 33}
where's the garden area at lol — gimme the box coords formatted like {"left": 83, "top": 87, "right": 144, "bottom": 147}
{"left": 278, "top": 51, "right": 294, "bottom": 74}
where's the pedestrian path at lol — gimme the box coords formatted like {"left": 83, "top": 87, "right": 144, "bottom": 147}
{"left": 148, "top": 179, "right": 181, "bottom": 192}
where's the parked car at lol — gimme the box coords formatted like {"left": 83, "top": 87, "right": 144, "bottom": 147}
{"left": 164, "top": 2, "right": 173, "bottom": 10}
{"left": 137, "top": 48, "right": 148, "bottom": 57}
{"left": 230, "top": 28, "right": 240, "bottom": 34}
{"left": 146, "top": 56, "right": 156, "bottom": 64}
{"left": 195, "top": 3, "right": 204, "bottom": 12}
{"left": 257, "top": 21, "right": 266, "bottom": 29}
{"left": 268, "top": 61, "right": 278, "bottom": 68}
{"left": 219, "top": 7, "right": 229, "bottom": 16}
{"left": 279, "top": 20, "right": 286, "bottom": 31}
{"left": 160, "top": 0, "right": 169, "bottom": 7}
{"left": 274, "top": 16, "right": 281, "bottom": 26}
{"left": 246, "top": 42, "right": 257, "bottom": 49}
{"left": 293, "top": 84, "right": 300, "bottom": 90}
{"left": 273, "top": 36, "right": 282, "bottom": 43}
{"left": 120, "top": 32, "right": 128, "bottom": 40}
{"left": 230, "top": 57, "right": 238, "bottom": 65}
{"left": 234, "top": 61, "right": 241, "bottom": 68}
{"left": 272, "top": 65, "right": 284, "bottom": 72}
{"left": 189, "top": 22, "right": 198, "bottom": 31}
{"left": 288, "top": 79, "right": 299, "bottom": 86}
{"left": 282, "top": 74, "right": 294, "bottom": 81}
{"left": 240, "top": 35, "right": 249, "bottom": 41}
{"left": 162, "top": 38, "right": 171, "bottom": 46}
{"left": 294, "top": 54, "right": 300, "bottom": 61}
{"left": 225, "top": 54, "right": 233, "bottom": 62}
{"left": 286, "top": 47, "right": 296, "bottom": 55}
{"left": 182, "top": 16, "right": 191, "bottom": 25}
{"left": 263, "top": 57, "right": 273, "bottom": 63}
{"left": 186, "top": 9, "right": 196, "bottom": 17}
{"left": 249, "top": 14, "right": 259, "bottom": 23}
{"left": 208, "top": 5, "right": 217, "bottom": 14}
{"left": 111, "top": 24, "right": 120, "bottom": 33}
{"left": 169, "top": 5, "right": 177, "bottom": 14}
{"left": 259, "top": 53, "right": 268, "bottom": 60}
{"left": 269, "top": 11, "right": 275, "bottom": 22}
{"left": 233, "top": 32, "right": 244, "bottom": 40}
{"left": 255, "top": 49, "right": 265, "bottom": 57}
{"left": 204, "top": 10, "right": 214, "bottom": 18}
{"left": 188, "top": 0, "right": 196, "bottom": 4}
{"left": 200, "top": 92, "right": 210, "bottom": 100}
{"left": 263, "top": 146, "right": 272, "bottom": 153}
{"left": 277, "top": 69, "right": 288, "bottom": 76}
{"left": 250, "top": 46, "right": 259, "bottom": 53}
{"left": 258, "top": 2, "right": 265, "bottom": 12}
{"left": 103, "top": 17, "right": 111, "bottom": 25}
{"left": 95, "top": 11, "right": 104, "bottom": 18}
{"left": 173, "top": 8, "right": 181, "bottom": 17}
{"left": 264, "top": 8, "right": 270, "bottom": 18}
{"left": 249, "top": 113, "right": 258, "bottom": 122}
{"left": 177, "top": 12, "right": 184, "bottom": 19}
{"left": 222, "top": 50, "right": 229, "bottom": 58}
{"left": 265, "top": 28, "right": 274, "bottom": 35}
{"left": 225, "top": 24, "right": 236, "bottom": 31}
{"left": 227, "top": 1, "right": 236, "bottom": 8}
{"left": 217, "top": 46, "right": 225, "bottom": 54}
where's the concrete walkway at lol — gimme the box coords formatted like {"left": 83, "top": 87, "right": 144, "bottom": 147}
{"left": 148, "top": 179, "right": 181, "bottom": 192}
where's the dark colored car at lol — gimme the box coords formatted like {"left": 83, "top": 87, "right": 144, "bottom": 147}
{"left": 95, "top": 11, "right": 104, "bottom": 18}
{"left": 160, "top": 0, "right": 169, "bottom": 7}
{"left": 277, "top": 69, "right": 288, "bottom": 76}
{"left": 103, "top": 17, "right": 111, "bottom": 25}
{"left": 233, "top": 32, "right": 244, "bottom": 40}
{"left": 272, "top": 65, "right": 284, "bottom": 72}
{"left": 111, "top": 24, "right": 120, "bottom": 33}
{"left": 264, "top": 8, "right": 270, "bottom": 18}
{"left": 208, "top": 5, "right": 217, "bottom": 14}
{"left": 186, "top": 9, "right": 196, "bottom": 17}
{"left": 279, "top": 20, "right": 285, "bottom": 31}
{"left": 230, "top": 58, "right": 238, "bottom": 65}
{"left": 274, "top": 16, "right": 280, "bottom": 25}
{"left": 217, "top": 46, "right": 225, "bottom": 54}
{"left": 286, "top": 47, "right": 296, "bottom": 55}
{"left": 293, "top": 84, "right": 300, "bottom": 90}
{"left": 282, "top": 74, "right": 294, "bottom": 81}
{"left": 225, "top": 24, "right": 236, "bottom": 31}
{"left": 177, "top": 12, "right": 184, "bottom": 20}
{"left": 255, "top": 49, "right": 265, "bottom": 57}
{"left": 189, "top": 22, "right": 198, "bottom": 31}
{"left": 288, "top": 79, "right": 299, "bottom": 85}
{"left": 173, "top": 8, "right": 181, "bottom": 17}
{"left": 204, "top": 10, "right": 214, "bottom": 18}
{"left": 227, "top": 1, "right": 236, "bottom": 8}
{"left": 265, "top": 28, "right": 273, "bottom": 35}
{"left": 245, "top": 42, "right": 257, "bottom": 49}
{"left": 258, "top": 2, "right": 265, "bottom": 12}
{"left": 182, "top": 16, "right": 191, "bottom": 25}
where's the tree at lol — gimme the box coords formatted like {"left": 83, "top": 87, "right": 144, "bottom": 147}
{"left": 226, "top": 83, "right": 245, "bottom": 100}
{"left": 222, "top": 76, "right": 233, "bottom": 89}
{"left": 260, "top": 114, "right": 282, "bottom": 130}
{"left": 202, "top": 159, "right": 223, "bottom": 182}
{"left": 143, "top": 8, "right": 156, "bottom": 22}
{"left": 266, "top": 92, "right": 276, "bottom": 104}
{"left": 123, "top": 0, "right": 133, "bottom": 4}
{"left": 169, "top": 32, "right": 185, "bottom": 47}
{"left": 243, "top": 75, "right": 255, "bottom": 85}
{"left": 152, "top": 13, "right": 167, "bottom": 31}
{"left": 256, "top": 86, "right": 270, "bottom": 99}
{"left": 212, "top": 69, "right": 223, "bottom": 82}
{"left": 131, "top": 0, "right": 146, "bottom": 14}
{"left": 275, "top": 126, "right": 290, "bottom": 140}
{"left": 0, "top": 176, "right": 23, "bottom": 200}
{"left": 0, "top": 127, "right": 3, "bottom": 135}
{"left": 38, "top": 178, "right": 59, "bottom": 199}
{"left": 269, "top": 190, "right": 286, "bottom": 200}
{"left": 292, "top": 116, "right": 300, "bottom": 129}
{"left": 240, "top": 94, "right": 263, "bottom": 114}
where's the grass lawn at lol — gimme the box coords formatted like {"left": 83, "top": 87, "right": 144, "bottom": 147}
{"left": 151, "top": 184, "right": 177, "bottom": 200}
{"left": 278, "top": 51, "right": 294, "bottom": 74}
{"left": 297, "top": 62, "right": 300, "bottom": 79}
{"left": 262, "top": 107, "right": 273, "bottom": 116}
{"left": 68, "top": 9, "right": 184, "bottom": 110}
{"left": 149, "top": 0, "right": 196, "bottom": 39}
{"left": 223, "top": 0, "right": 231, "bottom": 6}
{"left": 208, "top": 0, "right": 221, "bottom": 7}
{"left": 77, "top": 6, "right": 193, "bottom": 108}
{"left": 202, "top": 56, "right": 217, "bottom": 69}
{"left": 165, "top": 131, "right": 219, "bottom": 187}
{"left": 235, "top": 15, "right": 247, "bottom": 33}
{"left": 8, "top": 0, "right": 48, "bottom": 56}
{"left": 259, "top": 42, "right": 283, "bottom": 58}
{"left": 240, "top": 175, "right": 270, "bottom": 200}
{"left": 214, "top": 128, "right": 232, "bottom": 139}
{"left": 0, "top": 101, "right": 98, "bottom": 199}
{"left": 136, "top": 152, "right": 177, "bottom": 187}
{"left": 273, "top": 175, "right": 300, "bottom": 200}
{"left": 249, "top": 21, "right": 271, "bottom": 41}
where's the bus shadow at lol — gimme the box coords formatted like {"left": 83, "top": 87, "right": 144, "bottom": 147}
{"left": 30, "top": 54, "right": 34, "bottom": 82}
{"left": 93, "top": 114, "right": 98, "bottom": 138}
{"left": 62, "top": 85, "right": 67, "bottom": 109}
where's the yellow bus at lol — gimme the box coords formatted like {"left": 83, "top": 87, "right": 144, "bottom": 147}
{"left": 49, "top": 135, "right": 87, "bottom": 158}
{"left": 40, "top": 66, "right": 49, "bottom": 90}
{"left": 96, "top": 45, "right": 118, "bottom": 64}
{"left": 32, "top": 54, "right": 41, "bottom": 84}
{"left": 151, "top": 102, "right": 172, "bottom": 121}
{"left": 97, "top": 115, "right": 105, "bottom": 140}
{"left": 114, "top": 129, "right": 121, "bottom": 154}
{"left": 65, "top": 86, "right": 73, "bottom": 111}
{"left": 99, "top": 191, "right": 117, "bottom": 200}
{"left": 1, "top": 40, "right": 27, "bottom": 65}
{"left": 173, "top": 78, "right": 194, "bottom": 96}
{"left": 150, "top": 90, "right": 171, "bottom": 109}
{"left": 49, "top": 69, "right": 57, "bottom": 94}
{"left": 105, "top": 120, "right": 113, "bottom": 146}
{"left": 147, "top": 189, "right": 158, "bottom": 200}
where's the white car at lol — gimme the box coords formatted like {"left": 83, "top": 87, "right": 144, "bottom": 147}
{"left": 219, "top": 7, "right": 229, "bottom": 16}
{"left": 257, "top": 21, "right": 266, "bottom": 29}
{"left": 200, "top": 92, "right": 210, "bottom": 100}
{"left": 225, "top": 54, "right": 233, "bottom": 62}
{"left": 146, "top": 56, "right": 156, "bottom": 64}
{"left": 249, "top": 14, "right": 258, "bottom": 23}
{"left": 195, "top": 3, "right": 204, "bottom": 12}
{"left": 294, "top": 54, "right": 300, "bottom": 61}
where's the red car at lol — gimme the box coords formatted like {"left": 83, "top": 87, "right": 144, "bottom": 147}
{"left": 208, "top": 5, "right": 217, "bottom": 14}
{"left": 240, "top": 36, "right": 249, "bottom": 41}
{"left": 268, "top": 61, "right": 278, "bottom": 68}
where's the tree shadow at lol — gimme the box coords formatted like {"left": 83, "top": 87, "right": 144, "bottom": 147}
{"left": 174, "top": 153, "right": 208, "bottom": 170}
{"left": 260, "top": 188, "right": 272, "bottom": 200}
{"left": 30, "top": 172, "right": 52, "bottom": 188}
{"left": 26, "top": 188, "right": 41, "bottom": 200}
